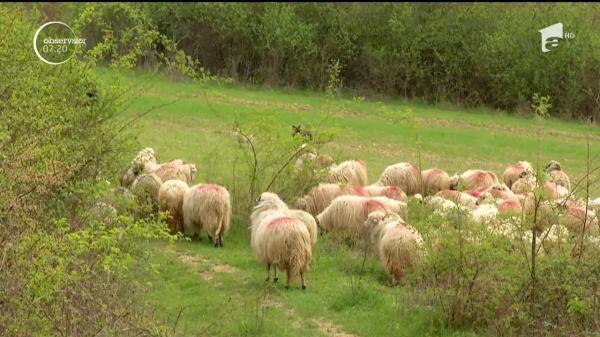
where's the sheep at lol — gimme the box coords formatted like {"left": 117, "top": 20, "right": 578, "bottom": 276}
{"left": 471, "top": 203, "right": 499, "bottom": 223}
{"left": 295, "top": 183, "right": 366, "bottom": 216}
{"left": 522, "top": 193, "right": 558, "bottom": 231}
{"left": 291, "top": 209, "right": 318, "bottom": 246}
{"left": 119, "top": 148, "right": 159, "bottom": 188}
{"left": 497, "top": 198, "right": 522, "bottom": 213}
{"left": 120, "top": 166, "right": 138, "bottom": 188}
{"left": 316, "top": 195, "right": 407, "bottom": 238}
{"left": 435, "top": 190, "right": 479, "bottom": 209}
{"left": 133, "top": 147, "right": 159, "bottom": 173}
{"left": 154, "top": 162, "right": 197, "bottom": 185}
{"left": 182, "top": 184, "right": 231, "bottom": 247}
{"left": 363, "top": 185, "right": 408, "bottom": 202}
{"left": 502, "top": 161, "right": 534, "bottom": 188}
{"left": 370, "top": 213, "right": 424, "bottom": 284}
{"left": 328, "top": 160, "right": 368, "bottom": 186}
{"left": 450, "top": 169, "right": 497, "bottom": 191}
{"left": 511, "top": 176, "right": 536, "bottom": 195}
{"left": 250, "top": 192, "right": 313, "bottom": 289}
{"left": 545, "top": 160, "right": 571, "bottom": 192}
{"left": 511, "top": 175, "right": 559, "bottom": 199}
{"left": 376, "top": 163, "right": 422, "bottom": 196}
{"left": 158, "top": 180, "right": 190, "bottom": 234}
{"left": 421, "top": 168, "right": 450, "bottom": 196}
{"left": 131, "top": 173, "right": 163, "bottom": 213}
{"left": 558, "top": 205, "right": 599, "bottom": 235}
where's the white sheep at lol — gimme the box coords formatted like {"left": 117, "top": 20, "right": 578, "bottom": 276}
{"left": 158, "top": 180, "right": 190, "bottom": 234}
{"left": 450, "top": 169, "right": 497, "bottom": 191}
{"left": 434, "top": 190, "right": 478, "bottom": 209}
{"left": 375, "top": 162, "right": 422, "bottom": 196}
{"left": 421, "top": 168, "right": 451, "bottom": 196}
{"left": 328, "top": 160, "right": 368, "bottom": 186}
{"left": 295, "top": 183, "right": 366, "bottom": 216}
{"left": 471, "top": 203, "right": 499, "bottom": 223}
{"left": 131, "top": 173, "right": 163, "bottom": 212}
{"left": 182, "top": 183, "right": 231, "bottom": 247}
{"left": 316, "top": 195, "right": 407, "bottom": 239}
{"left": 250, "top": 192, "right": 313, "bottom": 289}
{"left": 154, "top": 161, "right": 196, "bottom": 185}
{"left": 545, "top": 160, "right": 571, "bottom": 193}
{"left": 368, "top": 213, "right": 424, "bottom": 284}
{"left": 502, "top": 161, "right": 534, "bottom": 188}
{"left": 363, "top": 185, "right": 408, "bottom": 202}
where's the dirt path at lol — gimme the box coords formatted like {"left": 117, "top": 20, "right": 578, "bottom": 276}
{"left": 173, "top": 250, "right": 359, "bottom": 337}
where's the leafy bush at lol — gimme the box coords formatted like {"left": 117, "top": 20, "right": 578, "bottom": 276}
{"left": 0, "top": 5, "right": 194, "bottom": 336}
{"left": 144, "top": 3, "right": 600, "bottom": 121}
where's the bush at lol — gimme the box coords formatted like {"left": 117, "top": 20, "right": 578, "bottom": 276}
{"left": 0, "top": 5, "right": 192, "bottom": 336}
{"left": 144, "top": 3, "right": 600, "bottom": 121}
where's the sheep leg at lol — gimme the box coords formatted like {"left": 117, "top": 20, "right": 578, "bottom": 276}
{"left": 285, "top": 269, "right": 290, "bottom": 290}
{"left": 301, "top": 273, "right": 306, "bottom": 290}
{"left": 218, "top": 234, "right": 223, "bottom": 248}
{"left": 265, "top": 264, "right": 270, "bottom": 282}
{"left": 273, "top": 267, "right": 278, "bottom": 283}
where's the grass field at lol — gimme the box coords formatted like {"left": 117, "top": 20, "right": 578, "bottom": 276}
{"left": 109, "top": 70, "right": 600, "bottom": 337}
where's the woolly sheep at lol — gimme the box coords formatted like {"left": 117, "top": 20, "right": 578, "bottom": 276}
{"left": 471, "top": 203, "right": 499, "bottom": 223}
{"left": 316, "top": 195, "right": 407, "bottom": 238}
{"left": 134, "top": 147, "right": 159, "bottom": 173}
{"left": 421, "top": 168, "right": 450, "bottom": 196}
{"left": 158, "top": 180, "right": 190, "bottom": 234}
{"left": 497, "top": 198, "right": 522, "bottom": 213}
{"left": 450, "top": 169, "right": 497, "bottom": 191}
{"left": 328, "top": 160, "right": 368, "bottom": 186}
{"left": 502, "top": 161, "right": 534, "bottom": 188}
{"left": 154, "top": 161, "right": 197, "bottom": 185}
{"left": 435, "top": 190, "right": 478, "bottom": 209}
{"left": 363, "top": 185, "right": 408, "bottom": 202}
{"left": 131, "top": 173, "right": 163, "bottom": 213}
{"left": 558, "top": 205, "right": 599, "bottom": 235}
{"left": 182, "top": 183, "right": 231, "bottom": 247}
{"left": 545, "top": 160, "right": 571, "bottom": 192}
{"left": 375, "top": 163, "right": 422, "bottom": 196}
{"left": 291, "top": 209, "right": 318, "bottom": 246}
{"left": 295, "top": 183, "right": 366, "bottom": 216}
{"left": 375, "top": 215, "right": 424, "bottom": 284}
{"left": 250, "top": 192, "right": 313, "bottom": 289}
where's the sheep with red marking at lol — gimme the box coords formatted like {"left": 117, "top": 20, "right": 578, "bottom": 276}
{"left": 450, "top": 169, "right": 497, "bottom": 191}
{"left": 154, "top": 161, "right": 197, "bottom": 185}
{"left": 502, "top": 161, "right": 534, "bottom": 188}
{"left": 376, "top": 163, "right": 422, "bottom": 196}
{"left": 546, "top": 160, "right": 571, "bottom": 193}
{"left": 250, "top": 192, "right": 313, "bottom": 289}
{"left": 421, "top": 168, "right": 451, "bottom": 196}
{"left": 295, "top": 183, "right": 367, "bottom": 216}
{"left": 365, "top": 211, "right": 423, "bottom": 284}
{"left": 363, "top": 185, "right": 408, "bottom": 202}
{"left": 158, "top": 180, "right": 189, "bottom": 234}
{"left": 558, "top": 205, "right": 599, "bottom": 235}
{"left": 316, "top": 195, "right": 407, "bottom": 238}
{"left": 328, "top": 160, "right": 368, "bottom": 186}
{"left": 435, "top": 190, "right": 479, "bottom": 209}
{"left": 182, "top": 183, "right": 231, "bottom": 247}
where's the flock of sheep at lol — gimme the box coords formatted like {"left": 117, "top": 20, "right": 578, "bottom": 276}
{"left": 119, "top": 146, "right": 600, "bottom": 289}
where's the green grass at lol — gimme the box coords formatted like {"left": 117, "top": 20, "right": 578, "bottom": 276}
{"left": 106, "top": 69, "right": 599, "bottom": 337}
